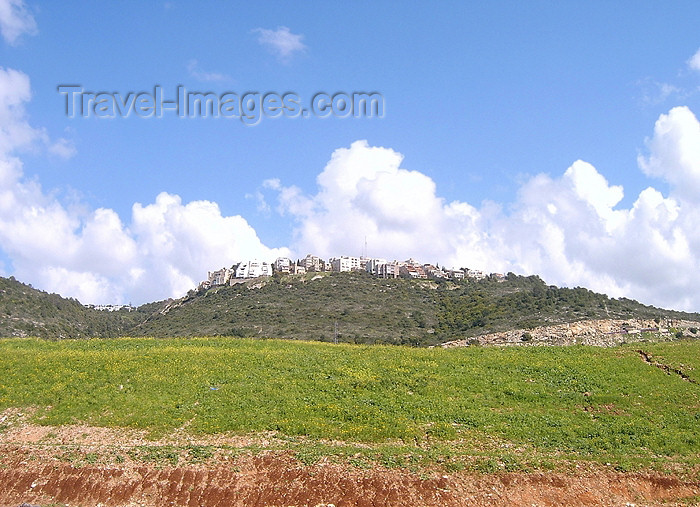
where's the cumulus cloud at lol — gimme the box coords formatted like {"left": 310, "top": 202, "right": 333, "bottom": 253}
{"left": 0, "top": 67, "right": 37, "bottom": 153}
{"left": 127, "top": 192, "right": 289, "bottom": 303}
{"left": 253, "top": 26, "right": 306, "bottom": 62}
{"left": 0, "top": 68, "right": 75, "bottom": 162}
{"left": 4, "top": 64, "right": 700, "bottom": 311}
{"left": 269, "top": 140, "right": 490, "bottom": 267}
{"left": 638, "top": 106, "right": 700, "bottom": 201}
{"left": 688, "top": 48, "right": 700, "bottom": 72}
{"left": 266, "top": 113, "right": 700, "bottom": 311}
{"left": 494, "top": 160, "right": 693, "bottom": 309}
{"left": 0, "top": 0, "right": 36, "bottom": 45}
{"left": 0, "top": 67, "right": 289, "bottom": 305}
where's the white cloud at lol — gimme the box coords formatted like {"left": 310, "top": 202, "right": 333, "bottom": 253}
{"left": 0, "top": 68, "right": 289, "bottom": 305}
{"left": 0, "top": 67, "right": 38, "bottom": 153}
{"left": 638, "top": 106, "right": 700, "bottom": 201}
{"left": 4, "top": 61, "right": 700, "bottom": 312}
{"left": 266, "top": 114, "right": 700, "bottom": 311}
{"left": 245, "top": 189, "right": 271, "bottom": 215}
{"left": 253, "top": 26, "right": 306, "bottom": 62}
{"left": 688, "top": 48, "right": 700, "bottom": 71}
{"left": 0, "top": 175, "right": 291, "bottom": 304}
{"left": 186, "top": 59, "right": 230, "bottom": 83}
{"left": 494, "top": 161, "right": 691, "bottom": 308}
{"left": 0, "top": 183, "right": 290, "bottom": 305}
{"left": 270, "top": 140, "right": 493, "bottom": 266}
{"left": 637, "top": 49, "right": 700, "bottom": 106}
{"left": 637, "top": 78, "right": 682, "bottom": 105}
{"left": 47, "top": 137, "right": 77, "bottom": 159}
{"left": 128, "top": 192, "right": 289, "bottom": 303}
{"left": 0, "top": 67, "right": 75, "bottom": 161}
{"left": 0, "top": 0, "right": 36, "bottom": 45}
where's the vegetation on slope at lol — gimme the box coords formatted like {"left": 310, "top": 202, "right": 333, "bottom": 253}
{"left": 1, "top": 336, "right": 699, "bottom": 473}
{"left": 134, "top": 272, "right": 440, "bottom": 345}
{"left": 133, "top": 272, "right": 700, "bottom": 346}
{"left": 2, "top": 272, "right": 699, "bottom": 344}
{"left": 0, "top": 276, "right": 147, "bottom": 339}
{"left": 435, "top": 274, "right": 699, "bottom": 338}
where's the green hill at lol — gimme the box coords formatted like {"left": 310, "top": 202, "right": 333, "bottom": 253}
{"left": 2, "top": 271, "right": 699, "bottom": 344}
{"left": 131, "top": 271, "right": 700, "bottom": 346}
{"left": 0, "top": 276, "right": 146, "bottom": 339}
{"left": 133, "top": 271, "right": 441, "bottom": 344}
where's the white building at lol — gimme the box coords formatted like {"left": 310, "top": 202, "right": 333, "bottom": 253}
{"left": 274, "top": 257, "right": 292, "bottom": 273}
{"left": 423, "top": 264, "right": 445, "bottom": 279}
{"left": 466, "top": 269, "right": 487, "bottom": 280}
{"left": 235, "top": 260, "right": 272, "bottom": 279}
{"left": 302, "top": 254, "right": 325, "bottom": 272}
{"left": 365, "top": 258, "right": 388, "bottom": 275}
{"left": 378, "top": 260, "right": 402, "bottom": 279}
{"left": 330, "top": 255, "right": 362, "bottom": 272}
{"left": 208, "top": 267, "right": 233, "bottom": 286}
{"left": 289, "top": 263, "right": 306, "bottom": 275}
{"left": 87, "top": 304, "right": 135, "bottom": 312}
{"left": 448, "top": 269, "right": 465, "bottom": 280}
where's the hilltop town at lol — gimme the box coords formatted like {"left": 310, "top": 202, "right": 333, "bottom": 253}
{"left": 199, "top": 254, "right": 506, "bottom": 291}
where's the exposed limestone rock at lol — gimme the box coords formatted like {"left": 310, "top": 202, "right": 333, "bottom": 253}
{"left": 440, "top": 318, "right": 700, "bottom": 348}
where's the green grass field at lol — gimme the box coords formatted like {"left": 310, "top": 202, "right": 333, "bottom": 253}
{"left": 1, "top": 337, "right": 699, "bottom": 474}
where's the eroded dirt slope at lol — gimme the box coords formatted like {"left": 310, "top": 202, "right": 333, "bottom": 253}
{"left": 0, "top": 414, "right": 698, "bottom": 507}
{"left": 1, "top": 448, "right": 699, "bottom": 507}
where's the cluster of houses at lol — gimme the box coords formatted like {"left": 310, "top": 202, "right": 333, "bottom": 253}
{"left": 86, "top": 304, "right": 136, "bottom": 312}
{"left": 198, "top": 254, "right": 506, "bottom": 291}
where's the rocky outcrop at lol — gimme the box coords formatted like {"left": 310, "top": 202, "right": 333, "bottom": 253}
{"left": 440, "top": 318, "right": 700, "bottom": 348}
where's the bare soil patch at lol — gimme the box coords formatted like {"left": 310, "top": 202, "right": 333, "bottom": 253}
{"left": 1, "top": 447, "right": 699, "bottom": 507}
{"left": 1, "top": 412, "right": 699, "bottom": 506}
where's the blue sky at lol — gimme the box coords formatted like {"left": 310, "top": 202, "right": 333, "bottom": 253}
{"left": 2, "top": 1, "right": 700, "bottom": 309}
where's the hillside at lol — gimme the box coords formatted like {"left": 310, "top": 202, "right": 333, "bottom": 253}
{"left": 2, "top": 271, "right": 700, "bottom": 344}
{"left": 133, "top": 271, "right": 441, "bottom": 345}
{"left": 0, "top": 276, "right": 147, "bottom": 339}
{"left": 132, "top": 271, "right": 700, "bottom": 346}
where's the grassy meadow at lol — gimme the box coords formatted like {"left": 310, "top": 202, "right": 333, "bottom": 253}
{"left": 1, "top": 336, "right": 699, "bottom": 473}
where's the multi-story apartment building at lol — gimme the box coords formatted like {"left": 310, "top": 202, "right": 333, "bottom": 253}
{"left": 274, "top": 257, "right": 292, "bottom": 273}
{"left": 235, "top": 260, "right": 272, "bottom": 279}
{"left": 302, "top": 254, "right": 325, "bottom": 272}
{"left": 208, "top": 267, "right": 233, "bottom": 286}
{"left": 329, "top": 255, "right": 362, "bottom": 272}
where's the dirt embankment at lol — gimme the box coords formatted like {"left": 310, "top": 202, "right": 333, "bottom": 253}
{"left": 0, "top": 420, "right": 698, "bottom": 507}
{"left": 1, "top": 448, "right": 699, "bottom": 507}
{"left": 440, "top": 318, "right": 700, "bottom": 348}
